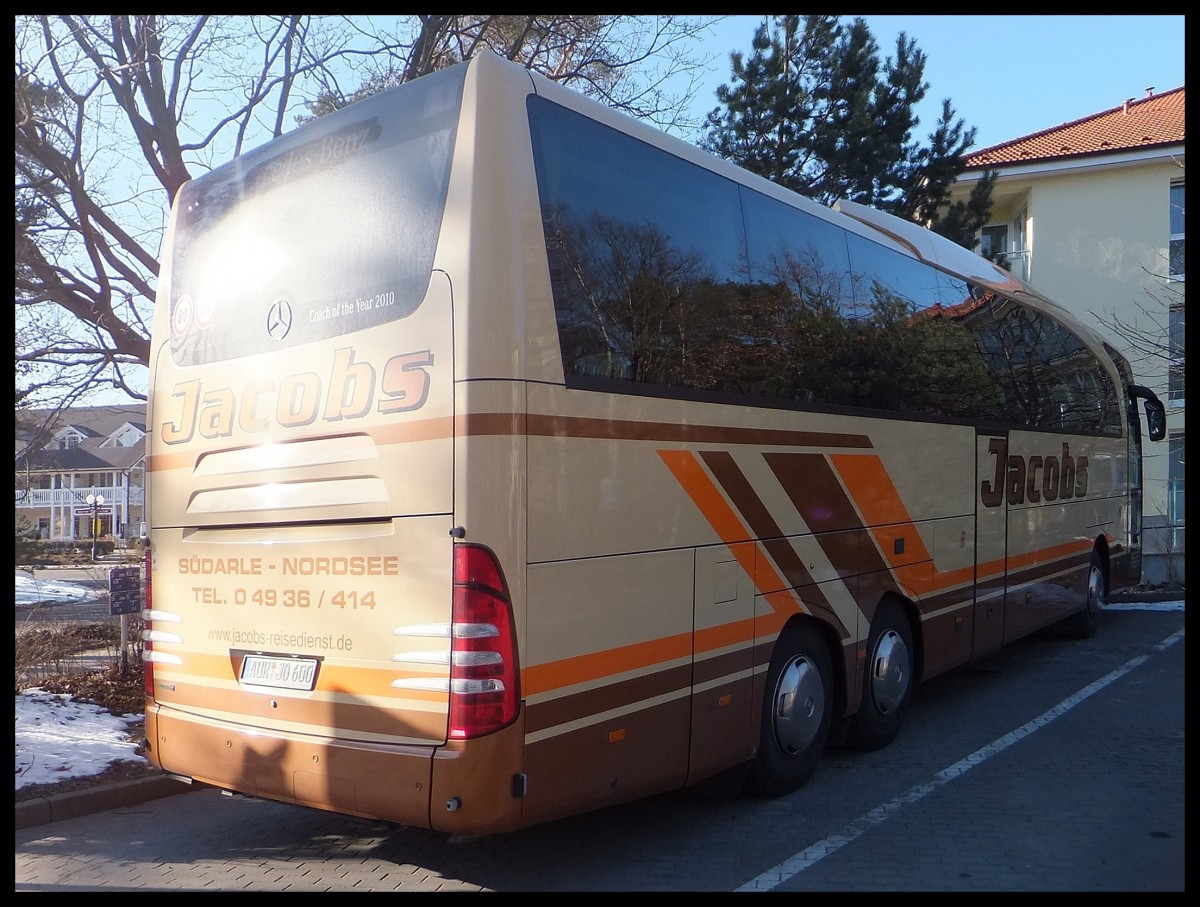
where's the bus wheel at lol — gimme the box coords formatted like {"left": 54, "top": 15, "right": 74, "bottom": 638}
{"left": 1062, "top": 551, "right": 1105, "bottom": 639}
{"left": 746, "top": 623, "right": 832, "bottom": 796}
{"left": 849, "top": 600, "right": 913, "bottom": 751}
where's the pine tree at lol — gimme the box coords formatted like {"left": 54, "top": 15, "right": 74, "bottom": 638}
{"left": 702, "top": 15, "right": 995, "bottom": 248}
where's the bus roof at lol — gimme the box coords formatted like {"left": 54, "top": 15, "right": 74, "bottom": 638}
{"left": 832, "top": 198, "right": 1026, "bottom": 296}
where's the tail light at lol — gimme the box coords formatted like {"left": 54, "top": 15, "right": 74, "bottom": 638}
{"left": 143, "top": 545, "right": 154, "bottom": 698}
{"left": 448, "top": 543, "right": 520, "bottom": 739}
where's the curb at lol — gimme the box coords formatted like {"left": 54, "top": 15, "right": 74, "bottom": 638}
{"left": 15, "top": 774, "right": 206, "bottom": 831}
{"left": 1108, "top": 590, "right": 1185, "bottom": 603}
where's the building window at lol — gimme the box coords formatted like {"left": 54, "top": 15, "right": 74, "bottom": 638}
{"left": 1168, "top": 432, "right": 1184, "bottom": 550}
{"left": 980, "top": 209, "right": 1029, "bottom": 281}
{"left": 1169, "top": 306, "right": 1185, "bottom": 405}
{"left": 981, "top": 224, "right": 1007, "bottom": 262}
{"left": 1169, "top": 182, "right": 1184, "bottom": 280}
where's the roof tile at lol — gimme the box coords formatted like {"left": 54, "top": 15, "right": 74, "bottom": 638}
{"left": 963, "top": 85, "right": 1184, "bottom": 169}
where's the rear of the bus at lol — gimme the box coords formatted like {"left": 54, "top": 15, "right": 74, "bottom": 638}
{"left": 143, "top": 59, "right": 524, "bottom": 834}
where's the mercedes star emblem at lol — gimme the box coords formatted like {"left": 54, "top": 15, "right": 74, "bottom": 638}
{"left": 267, "top": 299, "right": 293, "bottom": 340}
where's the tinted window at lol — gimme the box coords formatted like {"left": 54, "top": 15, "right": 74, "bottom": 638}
{"left": 529, "top": 95, "right": 747, "bottom": 390}
{"left": 960, "top": 292, "right": 1121, "bottom": 434}
{"left": 735, "top": 191, "right": 854, "bottom": 401}
{"left": 168, "top": 63, "right": 466, "bottom": 366}
{"left": 835, "top": 233, "right": 1000, "bottom": 416}
{"left": 529, "top": 95, "right": 1120, "bottom": 436}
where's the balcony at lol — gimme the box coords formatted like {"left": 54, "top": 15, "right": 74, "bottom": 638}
{"left": 15, "top": 486, "right": 144, "bottom": 509}
{"left": 994, "top": 249, "right": 1030, "bottom": 282}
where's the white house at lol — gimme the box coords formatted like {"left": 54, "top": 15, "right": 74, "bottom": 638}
{"left": 15, "top": 405, "right": 146, "bottom": 544}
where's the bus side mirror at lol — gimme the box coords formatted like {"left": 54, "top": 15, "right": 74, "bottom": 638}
{"left": 1143, "top": 399, "right": 1166, "bottom": 442}
{"left": 1128, "top": 384, "right": 1166, "bottom": 443}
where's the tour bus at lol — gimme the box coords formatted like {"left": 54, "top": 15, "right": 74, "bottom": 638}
{"left": 142, "top": 50, "right": 1166, "bottom": 836}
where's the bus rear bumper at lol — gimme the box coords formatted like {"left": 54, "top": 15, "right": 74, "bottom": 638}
{"left": 145, "top": 702, "right": 530, "bottom": 834}
{"left": 145, "top": 702, "right": 437, "bottom": 829}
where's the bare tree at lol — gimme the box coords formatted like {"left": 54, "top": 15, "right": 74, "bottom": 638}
{"left": 1093, "top": 264, "right": 1185, "bottom": 425}
{"left": 343, "top": 16, "right": 717, "bottom": 129}
{"left": 14, "top": 14, "right": 721, "bottom": 413}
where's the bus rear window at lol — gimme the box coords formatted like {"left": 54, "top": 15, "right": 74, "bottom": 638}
{"left": 166, "top": 64, "right": 465, "bottom": 366}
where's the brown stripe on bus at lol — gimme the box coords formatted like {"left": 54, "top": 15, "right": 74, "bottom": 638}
{"left": 765, "top": 451, "right": 907, "bottom": 627}
{"left": 699, "top": 450, "right": 852, "bottom": 640}
{"left": 526, "top": 413, "right": 874, "bottom": 448}
{"left": 523, "top": 662, "right": 692, "bottom": 734}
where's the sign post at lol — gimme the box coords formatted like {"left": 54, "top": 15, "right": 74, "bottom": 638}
{"left": 109, "top": 565, "right": 142, "bottom": 674}
{"left": 86, "top": 493, "right": 106, "bottom": 561}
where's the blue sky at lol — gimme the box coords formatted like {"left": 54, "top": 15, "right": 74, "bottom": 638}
{"left": 73, "top": 14, "right": 1185, "bottom": 407}
{"left": 683, "top": 15, "right": 1185, "bottom": 151}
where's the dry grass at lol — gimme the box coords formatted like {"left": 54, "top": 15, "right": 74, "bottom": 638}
{"left": 15, "top": 618, "right": 145, "bottom": 714}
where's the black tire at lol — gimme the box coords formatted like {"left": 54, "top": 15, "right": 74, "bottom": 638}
{"left": 746, "top": 623, "right": 833, "bottom": 797}
{"left": 848, "top": 599, "right": 913, "bottom": 751}
{"left": 1062, "top": 551, "right": 1105, "bottom": 639}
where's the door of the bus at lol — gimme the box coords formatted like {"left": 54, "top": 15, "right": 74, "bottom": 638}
{"left": 686, "top": 542, "right": 756, "bottom": 783}
{"left": 973, "top": 431, "right": 1007, "bottom": 658}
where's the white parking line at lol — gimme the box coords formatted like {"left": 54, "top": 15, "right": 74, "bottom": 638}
{"left": 736, "top": 626, "right": 1186, "bottom": 891}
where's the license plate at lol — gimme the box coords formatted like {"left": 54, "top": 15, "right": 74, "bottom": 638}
{"left": 240, "top": 655, "right": 318, "bottom": 691}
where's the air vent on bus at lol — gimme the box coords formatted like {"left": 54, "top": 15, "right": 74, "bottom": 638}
{"left": 193, "top": 434, "right": 378, "bottom": 475}
{"left": 187, "top": 477, "right": 387, "bottom": 514}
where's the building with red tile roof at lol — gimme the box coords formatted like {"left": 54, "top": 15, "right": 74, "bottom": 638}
{"left": 963, "top": 86, "right": 1184, "bottom": 169}
{"left": 948, "top": 85, "right": 1185, "bottom": 584}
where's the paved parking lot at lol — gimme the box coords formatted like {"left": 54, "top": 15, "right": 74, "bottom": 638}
{"left": 15, "top": 604, "right": 1184, "bottom": 891}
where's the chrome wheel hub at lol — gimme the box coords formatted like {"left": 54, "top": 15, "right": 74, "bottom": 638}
{"left": 1087, "top": 563, "right": 1106, "bottom": 616}
{"left": 772, "top": 655, "right": 825, "bottom": 755}
{"left": 869, "top": 629, "right": 910, "bottom": 715}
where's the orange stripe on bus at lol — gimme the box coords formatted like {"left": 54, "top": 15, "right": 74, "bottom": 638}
{"left": 521, "top": 620, "right": 764, "bottom": 699}
{"left": 830, "top": 452, "right": 1093, "bottom": 596}
{"left": 695, "top": 616, "right": 757, "bottom": 654}
{"left": 827, "top": 453, "right": 927, "bottom": 551}
{"left": 658, "top": 450, "right": 754, "bottom": 550}
{"left": 521, "top": 617, "right": 766, "bottom": 700}
{"left": 825, "top": 452, "right": 942, "bottom": 596}
{"left": 154, "top": 651, "right": 449, "bottom": 702}
{"left": 1005, "top": 537, "right": 1093, "bottom": 572}
{"left": 657, "top": 450, "right": 802, "bottom": 618}
{"left": 523, "top": 631, "right": 693, "bottom": 697}
{"left": 521, "top": 450, "right": 815, "bottom": 699}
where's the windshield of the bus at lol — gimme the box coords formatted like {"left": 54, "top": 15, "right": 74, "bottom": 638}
{"left": 165, "top": 63, "right": 466, "bottom": 366}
